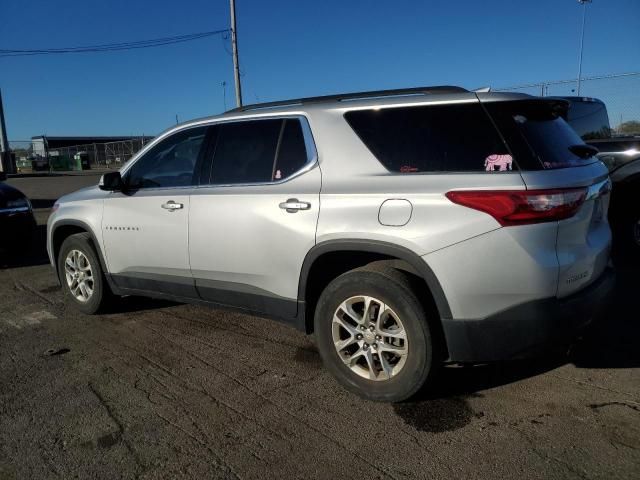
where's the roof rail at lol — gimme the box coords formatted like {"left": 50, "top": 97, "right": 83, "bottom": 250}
{"left": 226, "top": 85, "right": 468, "bottom": 113}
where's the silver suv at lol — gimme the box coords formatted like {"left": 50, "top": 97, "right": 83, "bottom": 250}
{"left": 47, "top": 86, "right": 615, "bottom": 402}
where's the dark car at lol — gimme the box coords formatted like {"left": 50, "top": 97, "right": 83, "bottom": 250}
{"left": 0, "top": 174, "right": 37, "bottom": 251}
{"left": 556, "top": 96, "right": 640, "bottom": 262}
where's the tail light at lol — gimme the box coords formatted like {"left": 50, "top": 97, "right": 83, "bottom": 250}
{"left": 445, "top": 188, "right": 587, "bottom": 226}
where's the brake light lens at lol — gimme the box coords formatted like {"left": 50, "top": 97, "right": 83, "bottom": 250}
{"left": 445, "top": 188, "right": 587, "bottom": 226}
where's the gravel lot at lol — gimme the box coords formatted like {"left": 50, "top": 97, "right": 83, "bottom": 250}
{"left": 1, "top": 174, "right": 638, "bottom": 479}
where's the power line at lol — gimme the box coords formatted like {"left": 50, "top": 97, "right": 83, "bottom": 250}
{"left": 0, "top": 29, "right": 229, "bottom": 57}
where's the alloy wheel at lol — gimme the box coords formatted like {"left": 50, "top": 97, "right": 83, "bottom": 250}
{"left": 332, "top": 295, "right": 408, "bottom": 381}
{"left": 64, "top": 249, "right": 94, "bottom": 302}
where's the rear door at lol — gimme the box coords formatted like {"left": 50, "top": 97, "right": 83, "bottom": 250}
{"left": 482, "top": 97, "right": 612, "bottom": 297}
{"left": 189, "top": 116, "right": 320, "bottom": 318}
{"left": 102, "top": 125, "right": 208, "bottom": 297}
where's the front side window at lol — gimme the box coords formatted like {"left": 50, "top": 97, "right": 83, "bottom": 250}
{"left": 344, "top": 103, "right": 511, "bottom": 173}
{"left": 207, "top": 118, "right": 311, "bottom": 185}
{"left": 126, "top": 126, "right": 207, "bottom": 189}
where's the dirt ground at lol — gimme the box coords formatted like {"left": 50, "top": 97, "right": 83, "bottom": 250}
{"left": 1, "top": 174, "right": 638, "bottom": 479}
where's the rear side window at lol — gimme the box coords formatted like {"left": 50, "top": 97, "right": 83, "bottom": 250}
{"left": 208, "top": 118, "right": 311, "bottom": 184}
{"left": 344, "top": 103, "right": 511, "bottom": 173}
{"left": 273, "top": 119, "right": 308, "bottom": 180}
{"left": 485, "top": 100, "right": 598, "bottom": 170}
{"left": 210, "top": 119, "right": 282, "bottom": 184}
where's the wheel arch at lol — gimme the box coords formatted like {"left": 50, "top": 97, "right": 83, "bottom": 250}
{"left": 298, "top": 240, "right": 452, "bottom": 334}
{"left": 51, "top": 220, "right": 109, "bottom": 284}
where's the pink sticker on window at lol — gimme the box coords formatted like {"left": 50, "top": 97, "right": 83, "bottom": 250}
{"left": 275, "top": 170, "right": 282, "bottom": 179}
{"left": 484, "top": 154, "right": 513, "bottom": 172}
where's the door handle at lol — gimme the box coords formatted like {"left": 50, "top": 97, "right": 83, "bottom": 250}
{"left": 161, "top": 200, "right": 183, "bottom": 211}
{"left": 279, "top": 198, "right": 311, "bottom": 213}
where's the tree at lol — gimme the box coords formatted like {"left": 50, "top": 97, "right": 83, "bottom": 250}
{"left": 617, "top": 120, "right": 640, "bottom": 135}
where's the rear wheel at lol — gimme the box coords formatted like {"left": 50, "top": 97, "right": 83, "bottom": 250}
{"left": 314, "top": 265, "right": 438, "bottom": 402}
{"left": 57, "top": 233, "right": 113, "bottom": 314}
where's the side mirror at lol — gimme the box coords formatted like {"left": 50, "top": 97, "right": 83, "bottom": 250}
{"left": 99, "top": 171, "right": 124, "bottom": 191}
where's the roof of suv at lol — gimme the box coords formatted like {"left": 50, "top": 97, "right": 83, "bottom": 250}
{"left": 167, "top": 86, "right": 536, "bottom": 135}
{"left": 226, "top": 85, "right": 470, "bottom": 113}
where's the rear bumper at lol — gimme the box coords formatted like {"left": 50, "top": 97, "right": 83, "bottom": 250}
{"left": 441, "top": 267, "right": 616, "bottom": 363}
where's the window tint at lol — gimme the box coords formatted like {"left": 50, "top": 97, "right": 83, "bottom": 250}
{"left": 209, "top": 118, "right": 311, "bottom": 184}
{"left": 344, "top": 103, "right": 510, "bottom": 173}
{"left": 126, "top": 126, "right": 206, "bottom": 188}
{"left": 273, "top": 119, "right": 309, "bottom": 180}
{"left": 211, "top": 119, "right": 281, "bottom": 184}
{"left": 564, "top": 100, "right": 611, "bottom": 140}
{"left": 485, "top": 100, "right": 598, "bottom": 170}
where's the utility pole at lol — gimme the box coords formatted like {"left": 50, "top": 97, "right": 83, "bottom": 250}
{"left": 229, "top": 0, "right": 243, "bottom": 108}
{"left": 222, "top": 81, "right": 227, "bottom": 111}
{"left": 576, "top": 0, "right": 592, "bottom": 96}
{"left": 0, "top": 88, "right": 15, "bottom": 175}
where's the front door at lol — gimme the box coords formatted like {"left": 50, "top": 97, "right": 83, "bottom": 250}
{"left": 189, "top": 117, "right": 320, "bottom": 318}
{"left": 102, "top": 125, "right": 208, "bottom": 297}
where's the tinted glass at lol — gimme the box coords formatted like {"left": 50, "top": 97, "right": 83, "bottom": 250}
{"left": 211, "top": 119, "right": 281, "bottom": 184}
{"left": 485, "top": 100, "right": 598, "bottom": 170}
{"left": 126, "top": 127, "right": 206, "bottom": 188}
{"left": 344, "top": 103, "right": 511, "bottom": 173}
{"left": 273, "top": 119, "right": 309, "bottom": 180}
{"left": 564, "top": 100, "right": 611, "bottom": 140}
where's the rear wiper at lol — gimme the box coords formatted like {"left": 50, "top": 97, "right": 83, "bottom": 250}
{"left": 569, "top": 144, "right": 599, "bottom": 159}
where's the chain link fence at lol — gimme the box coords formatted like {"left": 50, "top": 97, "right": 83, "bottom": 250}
{"left": 496, "top": 72, "right": 640, "bottom": 136}
{"left": 8, "top": 141, "right": 32, "bottom": 172}
{"left": 8, "top": 137, "right": 152, "bottom": 172}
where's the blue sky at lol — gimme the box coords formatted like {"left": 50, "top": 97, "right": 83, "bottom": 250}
{"left": 1, "top": 0, "right": 639, "bottom": 140}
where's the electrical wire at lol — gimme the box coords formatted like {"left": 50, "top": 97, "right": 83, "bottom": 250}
{"left": 0, "top": 29, "right": 230, "bottom": 57}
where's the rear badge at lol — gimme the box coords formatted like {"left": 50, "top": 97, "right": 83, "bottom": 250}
{"left": 566, "top": 271, "right": 589, "bottom": 284}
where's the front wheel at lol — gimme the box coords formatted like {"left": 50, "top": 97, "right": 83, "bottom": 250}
{"left": 57, "top": 233, "right": 113, "bottom": 314}
{"left": 314, "top": 265, "right": 438, "bottom": 402}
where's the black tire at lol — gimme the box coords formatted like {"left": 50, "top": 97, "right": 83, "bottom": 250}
{"left": 314, "top": 264, "right": 438, "bottom": 402}
{"left": 57, "top": 233, "right": 114, "bottom": 314}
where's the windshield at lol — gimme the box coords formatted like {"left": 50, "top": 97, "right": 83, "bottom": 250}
{"left": 484, "top": 100, "right": 599, "bottom": 170}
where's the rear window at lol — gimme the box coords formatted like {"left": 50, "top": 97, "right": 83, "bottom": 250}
{"left": 564, "top": 100, "right": 611, "bottom": 140}
{"left": 344, "top": 103, "right": 512, "bottom": 173}
{"left": 484, "top": 100, "right": 598, "bottom": 170}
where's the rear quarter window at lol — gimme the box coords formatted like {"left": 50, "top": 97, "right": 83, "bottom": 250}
{"left": 484, "top": 100, "right": 599, "bottom": 170}
{"left": 344, "top": 103, "right": 512, "bottom": 173}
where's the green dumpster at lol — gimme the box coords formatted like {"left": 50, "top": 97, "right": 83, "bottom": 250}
{"left": 74, "top": 152, "right": 91, "bottom": 170}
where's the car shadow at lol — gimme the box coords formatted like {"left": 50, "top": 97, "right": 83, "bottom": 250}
{"left": 394, "top": 266, "right": 639, "bottom": 435}
{"left": 570, "top": 267, "right": 638, "bottom": 369}
{"left": 419, "top": 267, "right": 638, "bottom": 400}
{"left": 106, "top": 295, "right": 180, "bottom": 314}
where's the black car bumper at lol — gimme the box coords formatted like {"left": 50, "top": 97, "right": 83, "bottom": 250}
{"left": 0, "top": 210, "right": 37, "bottom": 248}
{"left": 441, "top": 268, "right": 616, "bottom": 363}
